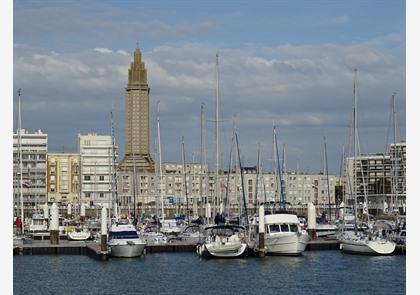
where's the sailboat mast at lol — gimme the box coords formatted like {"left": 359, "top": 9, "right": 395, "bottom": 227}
{"left": 110, "top": 111, "right": 118, "bottom": 218}
{"left": 274, "top": 126, "right": 284, "bottom": 210}
{"left": 353, "top": 68, "right": 358, "bottom": 233}
{"left": 200, "top": 103, "right": 204, "bottom": 217}
{"left": 182, "top": 136, "right": 189, "bottom": 223}
{"left": 235, "top": 132, "right": 248, "bottom": 225}
{"left": 392, "top": 92, "right": 398, "bottom": 213}
{"left": 324, "top": 136, "right": 332, "bottom": 221}
{"left": 254, "top": 143, "right": 261, "bottom": 215}
{"left": 18, "top": 88, "right": 24, "bottom": 234}
{"left": 215, "top": 52, "right": 220, "bottom": 215}
{"left": 157, "top": 101, "right": 164, "bottom": 220}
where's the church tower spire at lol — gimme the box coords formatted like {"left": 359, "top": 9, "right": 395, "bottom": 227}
{"left": 119, "top": 44, "right": 154, "bottom": 173}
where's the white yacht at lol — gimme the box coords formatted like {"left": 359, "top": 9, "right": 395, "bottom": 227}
{"left": 250, "top": 213, "right": 309, "bottom": 255}
{"left": 176, "top": 224, "right": 203, "bottom": 244}
{"left": 315, "top": 223, "right": 338, "bottom": 238}
{"left": 28, "top": 213, "right": 48, "bottom": 232}
{"left": 339, "top": 231, "right": 396, "bottom": 255}
{"left": 108, "top": 221, "right": 147, "bottom": 258}
{"left": 197, "top": 225, "right": 248, "bottom": 258}
{"left": 160, "top": 219, "right": 182, "bottom": 235}
{"left": 141, "top": 224, "right": 168, "bottom": 244}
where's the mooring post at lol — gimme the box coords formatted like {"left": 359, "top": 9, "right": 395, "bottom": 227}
{"left": 258, "top": 205, "right": 265, "bottom": 257}
{"left": 50, "top": 203, "right": 59, "bottom": 245}
{"left": 307, "top": 202, "right": 317, "bottom": 240}
{"left": 101, "top": 207, "right": 107, "bottom": 252}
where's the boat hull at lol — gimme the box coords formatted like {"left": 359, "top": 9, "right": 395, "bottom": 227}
{"left": 109, "top": 242, "right": 146, "bottom": 258}
{"left": 67, "top": 232, "right": 91, "bottom": 241}
{"left": 198, "top": 243, "right": 247, "bottom": 258}
{"left": 265, "top": 233, "right": 309, "bottom": 255}
{"left": 340, "top": 237, "right": 396, "bottom": 255}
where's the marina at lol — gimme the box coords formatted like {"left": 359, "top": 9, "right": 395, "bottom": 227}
{"left": 8, "top": 1, "right": 409, "bottom": 294}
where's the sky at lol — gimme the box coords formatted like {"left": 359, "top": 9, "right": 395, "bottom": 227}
{"left": 12, "top": 0, "right": 406, "bottom": 175}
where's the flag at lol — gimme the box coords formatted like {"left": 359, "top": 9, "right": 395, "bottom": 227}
{"left": 22, "top": 182, "right": 30, "bottom": 188}
{"left": 220, "top": 181, "right": 228, "bottom": 190}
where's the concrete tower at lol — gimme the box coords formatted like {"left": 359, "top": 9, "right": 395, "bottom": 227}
{"left": 119, "top": 44, "right": 154, "bottom": 172}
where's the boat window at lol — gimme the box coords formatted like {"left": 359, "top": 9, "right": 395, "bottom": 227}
{"left": 269, "top": 224, "right": 280, "bottom": 233}
{"left": 289, "top": 224, "right": 298, "bottom": 232}
{"left": 280, "top": 224, "right": 289, "bottom": 232}
{"left": 109, "top": 231, "right": 139, "bottom": 239}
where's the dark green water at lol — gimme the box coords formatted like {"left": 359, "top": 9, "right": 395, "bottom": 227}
{"left": 14, "top": 251, "right": 405, "bottom": 295}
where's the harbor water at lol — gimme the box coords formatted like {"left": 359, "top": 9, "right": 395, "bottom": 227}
{"left": 14, "top": 251, "right": 405, "bottom": 294}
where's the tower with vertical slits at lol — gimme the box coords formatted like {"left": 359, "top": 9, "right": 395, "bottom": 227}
{"left": 119, "top": 44, "right": 154, "bottom": 172}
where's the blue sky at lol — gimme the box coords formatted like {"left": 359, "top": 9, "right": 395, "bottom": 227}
{"left": 13, "top": 0, "right": 406, "bottom": 174}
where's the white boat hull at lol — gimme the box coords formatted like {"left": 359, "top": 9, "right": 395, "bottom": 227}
{"left": 67, "top": 231, "right": 91, "bottom": 241}
{"left": 198, "top": 243, "right": 247, "bottom": 258}
{"left": 265, "top": 232, "right": 310, "bottom": 255}
{"left": 340, "top": 235, "right": 396, "bottom": 255}
{"left": 109, "top": 242, "right": 146, "bottom": 258}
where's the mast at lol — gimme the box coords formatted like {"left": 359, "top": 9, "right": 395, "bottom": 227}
{"left": 353, "top": 68, "right": 358, "bottom": 233}
{"left": 200, "top": 103, "right": 204, "bottom": 217}
{"left": 282, "top": 143, "right": 286, "bottom": 211}
{"left": 18, "top": 88, "right": 24, "bottom": 235}
{"left": 157, "top": 101, "right": 164, "bottom": 220}
{"left": 215, "top": 52, "right": 221, "bottom": 214}
{"left": 324, "top": 136, "right": 332, "bottom": 222}
{"left": 110, "top": 111, "right": 118, "bottom": 219}
{"left": 182, "top": 136, "right": 189, "bottom": 223}
{"left": 235, "top": 132, "right": 248, "bottom": 225}
{"left": 391, "top": 92, "right": 398, "bottom": 213}
{"left": 274, "top": 126, "right": 285, "bottom": 211}
{"left": 254, "top": 143, "right": 261, "bottom": 215}
{"left": 224, "top": 132, "right": 234, "bottom": 215}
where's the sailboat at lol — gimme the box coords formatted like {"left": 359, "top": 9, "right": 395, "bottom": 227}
{"left": 197, "top": 54, "right": 249, "bottom": 258}
{"left": 339, "top": 69, "right": 396, "bottom": 255}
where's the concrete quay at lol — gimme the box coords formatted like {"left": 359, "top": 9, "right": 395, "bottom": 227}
{"left": 13, "top": 239, "right": 405, "bottom": 259}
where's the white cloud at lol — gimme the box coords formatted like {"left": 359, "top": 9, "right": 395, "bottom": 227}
{"left": 94, "top": 47, "right": 113, "bottom": 54}
{"left": 14, "top": 40, "right": 405, "bottom": 171}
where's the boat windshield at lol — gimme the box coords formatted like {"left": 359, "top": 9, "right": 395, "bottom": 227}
{"left": 109, "top": 231, "right": 139, "bottom": 240}
{"left": 267, "top": 223, "right": 297, "bottom": 233}
{"left": 289, "top": 224, "right": 298, "bottom": 232}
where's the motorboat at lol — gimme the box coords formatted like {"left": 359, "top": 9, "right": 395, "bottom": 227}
{"left": 141, "top": 224, "right": 168, "bottom": 244}
{"left": 249, "top": 213, "right": 310, "bottom": 255}
{"left": 173, "top": 224, "right": 203, "bottom": 244}
{"left": 197, "top": 225, "right": 248, "bottom": 258}
{"left": 160, "top": 219, "right": 182, "bottom": 235}
{"left": 108, "top": 220, "right": 147, "bottom": 258}
{"left": 339, "top": 230, "right": 396, "bottom": 255}
{"left": 315, "top": 223, "right": 338, "bottom": 238}
{"left": 27, "top": 213, "right": 48, "bottom": 232}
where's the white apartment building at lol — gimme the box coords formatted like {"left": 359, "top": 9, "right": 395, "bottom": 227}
{"left": 117, "top": 163, "right": 209, "bottom": 213}
{"left": 345, "top": 141, "right": 406, "bottom": 214}
{"left": 116, "top": 162, "right": 337, "bottom": 216}
{"left": 13, "top": 129, "right": 48, "bottom": 210}
{"left": 79, "top": 133, "right": 115, "bottom": 209}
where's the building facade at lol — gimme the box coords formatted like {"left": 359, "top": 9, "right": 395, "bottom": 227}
{"left": 119, "top": 45, "right": 154, "bottom": 173}
{"left": 46, "top": 153, "right": 80, "bottom": 205}
{"left": 13, "top": 129, "right": 48, "bottom": 211}
{"left": 115, "top": 164, "right": 337, "bottom": 217}
{"left": 345, "top": 141, "right": 406, "bottom": 214}
{"left": 79, "top": 133, "right": 115, "bottom": 209}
